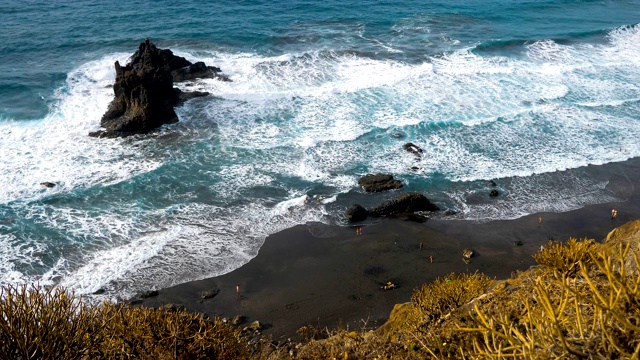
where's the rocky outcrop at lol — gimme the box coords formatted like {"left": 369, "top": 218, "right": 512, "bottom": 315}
{"left": 172, "top": 61, "right": 230, "bottom": 82}
{"left": 90, "top": 39, "right": 227, "bottom": 138}
{"left": 358, "top": 174, "right": 403, "bottom": 193}
{"left": 369, "top": 192, "right": 439, "bottom": 217}
{"left": 605, "top": 218, "right": 640, "bottom": 274}
{"left": 345, "top": 204, "right": 369, "bottom": 222}
{"left": 403, "top": 143, "right": 423, "bottom": 157}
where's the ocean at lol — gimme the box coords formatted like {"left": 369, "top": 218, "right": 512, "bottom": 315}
{"left": 1, "top": 0, "right": 639, "bottom": 299}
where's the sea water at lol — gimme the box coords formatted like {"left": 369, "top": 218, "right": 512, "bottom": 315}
{"left": 1, "top": 0, "right": 639, "bottom": 298}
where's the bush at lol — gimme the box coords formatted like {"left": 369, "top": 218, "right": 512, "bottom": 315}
{"left": 532, "top": 238, "right": 598, "bottom": 275}
{"left": 463, "top": 242, "right": 640, "bottom": 358}
{"left": 411, "top": 272, "right": 493, "bottom": 326}
{"left": 0, "top": 284, "right": 96, "bottom": 359}
{"left": 0, "top": 284, "right": 248, "bottom": 360}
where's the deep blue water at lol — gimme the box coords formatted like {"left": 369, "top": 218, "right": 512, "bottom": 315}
{"left": 1, "top": 0, "right": 639, "bottom": 298}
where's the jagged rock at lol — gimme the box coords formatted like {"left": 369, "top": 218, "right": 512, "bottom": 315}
{"left": 40, "top": 182, "right": 56, "bottom": 188}
{"left": 172, "top": 61, "right": 230, "bottom": 82}
{"left": 91, "top": 39, "right": 227, "bottom": 138}
{"left": 93, "top": 39, "right": 179, "bottom": 137}
{"left": 201, "top": 289, "right": 220, "bottom": 299}
{"left": 358, "top": 174, "right": 403, "bottom": 193}
{"left": 403, "top": 142, "right": 423, "bottom": 157}
{"left": 157, "top": 49, "right": 191, "bottom": 72}
{"left": 345, "top": 204, "right": 368, "bottom": 222}
{"left": 489, "top": 189, "right": 499, "bottom": 197}
{"left": 369, "top": 192, "right": 439, "bottom": 217}
{"left": 488, "top": 180, "right": 497, "bottom": 187}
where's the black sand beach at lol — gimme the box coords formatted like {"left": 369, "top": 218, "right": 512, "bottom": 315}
{"left": 140, "top": 158, "right": 640, "bottom": 340}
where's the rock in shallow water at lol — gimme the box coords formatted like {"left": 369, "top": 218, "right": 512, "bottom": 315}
{"left": 345, "top": 204, "right": 369, "bottom": 222}
{"left": 369, "top": 192, "right": 439, "bottom": 217}
{"left": 357, "top": 173, "right": 403, "bottom": 193}
{"left": 90, "top": 39, "right": 227, "bottom": 138}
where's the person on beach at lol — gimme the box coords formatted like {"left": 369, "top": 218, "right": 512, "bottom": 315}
{"left": 236, "top": 284, "right": 240, "bottom": 299}
{"left": 356, "top": 226, "right": 362, "bottom": 235}
{"left": 611, "top": 209, "right": 618, "bottom": 219}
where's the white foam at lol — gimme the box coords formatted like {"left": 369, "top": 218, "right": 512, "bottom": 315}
{"left": 0, "top": 53, "right": 162, "bottom": 205}
{"left": 4, "top": 24, "right": 640, "bottom": 298}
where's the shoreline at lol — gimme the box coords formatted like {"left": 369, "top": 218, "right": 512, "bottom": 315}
{"left": 139, "top": 157, "right": 640, "bottom": 340}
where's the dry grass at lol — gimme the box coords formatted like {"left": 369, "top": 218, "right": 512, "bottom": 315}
{"left": 533, "top": 237, "right": 598, "bottom": 275}
{"left": 463, "top": 241, "right": 640, "bottom": 358}
{"left": 0, "top": 284, "right": 248, "bottom": 360}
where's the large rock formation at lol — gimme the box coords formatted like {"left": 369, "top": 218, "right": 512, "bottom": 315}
{"left": 345, "top": 204, "right": 369, "bottom": 222}
{"left": 90, "top": 39, "right": 227, "bottom": 138}
{"left": 344, "top": 192, "right": 439, "bottom": 222}
{"left": 358, "top": 174, "right": 403, "bottom": 193}
{"left": 369, "top": 192, "right": 439, "bottom": 217}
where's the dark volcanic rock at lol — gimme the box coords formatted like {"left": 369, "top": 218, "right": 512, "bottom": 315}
{"left": 358, "top": 174, "right": 403, "bottom": 193}
{"left": 157, "top": 49, "right": 192, "bottom": 72}
{"left": 345, "top": 204, "right": 369, "bottom": 222}
{"left": 369, "top": 192, "right": 439, "bottom": 217}
{"left": 489, "top": 189, "right": 499, "bottom": 197}
{"left": 40, "top": 182, "right": 56, "bottom": 188}
{"left": 403, "top": 142, "right": 423, "bottom": 157}
{"left": 93, "top": 39, "right": 180, "bottom": 137}
{"left": 175, "top": 89, "right": 210, "bottom": 103}
{"left": 137, "top": 290, "right": 159, "bottom": 299}
{"left": 172, "top": 61, "right": 230, "bottom": 82}
{"left": 91, "top": 39, "right": 227, "bottom": 138}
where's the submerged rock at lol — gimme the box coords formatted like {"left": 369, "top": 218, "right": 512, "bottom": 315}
{"left": 369, "top": 192, "right": 439, "bottom": 217}
{"left": 403, "top": 142, "right": 423, "bottom": 157}
{"left": 489, "top": 189, "right": 499, "bottom": 197}
{"left": 40, "top": 182, "right": 56, "bottom": 188}
{"left": 358, "top": 173, "right": 403, "bottom": 193}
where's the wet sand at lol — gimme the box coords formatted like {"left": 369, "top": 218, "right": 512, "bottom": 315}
{"left": 139, "top": 158, "right": 640, "bottom": 340}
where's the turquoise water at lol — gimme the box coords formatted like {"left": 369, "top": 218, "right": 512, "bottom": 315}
{"left": 1, "top": 0, "right": 639, "bottom": 298}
